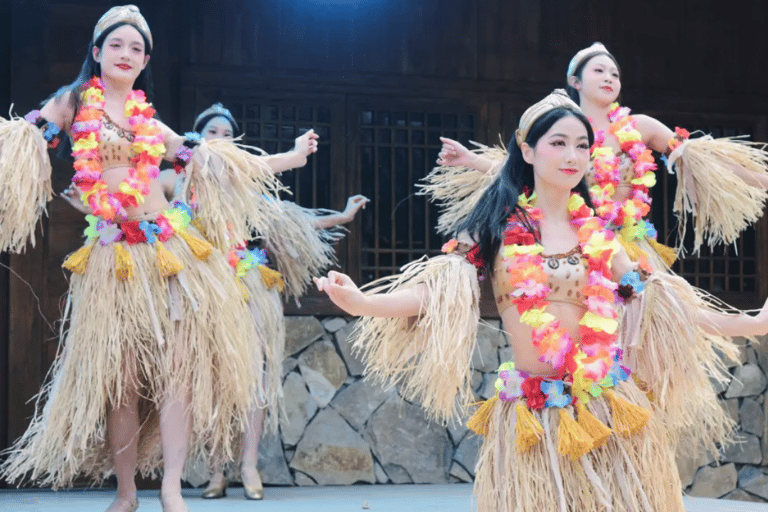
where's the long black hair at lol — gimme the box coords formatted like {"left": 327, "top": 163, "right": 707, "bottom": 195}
{"left": 456, "top": 107, "right": 595, "bottom": 272}
{"left": 566, "top": 50, "right": 621, "bottom": 105}
{"left": 46, "top": 22, "right": 154, "bottom": 159}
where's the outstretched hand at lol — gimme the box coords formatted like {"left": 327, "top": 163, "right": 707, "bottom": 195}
{"left": 342, "top": 194, "right": 369, "bottom": 222}
{"left": 314, "top": 271, "right": 367, "bottom": 316}
{"left": 294, "top": 129, "right": 319, "bottom": 158}
{"left": 436, "top": 137, "right": 476, "bottom": 168}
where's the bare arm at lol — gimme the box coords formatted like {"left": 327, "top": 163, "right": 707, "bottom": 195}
{"left": 633, "top": 114, "right": 674, "bottom": 154}
{"left": 155, "top": 120, "right": 185, "bottom": 162}
{"left": 314, "top": 270, "right": 426, "bottom": 318}
{"left": 635, "top": 113, "right": 768, "bottom": 188}
{"left": 313, "top": 195, "right": 369, "bottom": 229}
{"left": 264, "top": 129, "right": 319, "bottom": 173}
{"left": 39, "top": 90, "right": 76, "bottom": 134}
{"left": 698, "top": 301, "right": 768, "bottom": 337}
{"left": 436, "top": 137, "right": 496, "bottom": 172}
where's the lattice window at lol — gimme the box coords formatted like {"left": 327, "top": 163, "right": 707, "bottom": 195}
{"left": 222, "top": 101, "right": 334, "bottom": 209}
{"left": 650, "top": 122, "right": 759, "bottom": 301}
{"left": 357, "top": 107, "right": 476, "bottom": 283}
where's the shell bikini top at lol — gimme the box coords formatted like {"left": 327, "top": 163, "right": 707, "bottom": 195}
{"left": 492, "top": 244, "right": 587, "bottom": 315}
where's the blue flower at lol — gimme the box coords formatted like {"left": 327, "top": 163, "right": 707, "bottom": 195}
{"left": 43, "top": 122, "right": 61, "bottom": 142}
{"left": 541, "top": 380, "right": 571, "bottom": 408}
{"left": 620, "top": 271, "right": 645, "bottom": 294}
{"left": 184, "top": 132, "right": 202, "bottom": 143}
{"left": 642, "top": 220, "right": 657, "bottom": 240}
{"left": 139, "top": 221, "right": 162, "bottom": 244}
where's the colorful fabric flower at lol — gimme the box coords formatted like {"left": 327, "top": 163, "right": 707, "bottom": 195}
{"left": 541, "top": 380, "right": 571, "bottom": 408}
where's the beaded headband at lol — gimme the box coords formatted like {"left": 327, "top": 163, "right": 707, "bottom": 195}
{"left": 193, "top": 103, "right": 239, "bottom": 134}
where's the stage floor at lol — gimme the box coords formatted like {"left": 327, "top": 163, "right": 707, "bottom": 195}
{"left": 1, "top": 484, "right": 766, "bottom": 511}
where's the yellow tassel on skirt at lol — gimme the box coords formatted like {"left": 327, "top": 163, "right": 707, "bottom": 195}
{"left": 258, "top": 265, "right": 285, "bottom": 292}
{"left": 114, "top": 243, "right": 134, "bottom": 281}
{"left": 605, "top": 390, "right": 650, "bottom": 436}
{"left": 467, "top": 395, "right": 498, "bottom": 436}
{"left": 576, "top": 401, "right": 612, "bottom": 449}
{"left": 176, "top": 230, "right": 214, "bottom": 260}
{"left": 156, "top": 241, "right": 184, "bottom": 277}
{"left": 62, "top": 241, "right": 95, "bottom": 274}
{"left": 646, "top": 238, "right": 676, "bottom": 267}
{"left": 515, "top": 401, "right": 544, "bottom": 452}
{"left": 557, "top": 408, "right": 594, "bottom": 461}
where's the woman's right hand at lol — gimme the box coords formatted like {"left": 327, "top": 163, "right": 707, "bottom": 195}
{"left": 60, "top": 184, "right": 91, "bottom": 214}
{"left": 314, "top": 271, "right": 368, "bottom": 316}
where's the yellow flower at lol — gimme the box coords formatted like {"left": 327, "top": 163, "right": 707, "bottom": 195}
{"left": 520, "top": 308, "right": 554, "bottom": 327}
{"left": 504, "top": 244, "right": 544, "bottom": 258}
{"left": 580, "top": 312, "right": 618, "bottom": 334}
{"left": 631, "top": 172, "right": 656, "bottom": 188}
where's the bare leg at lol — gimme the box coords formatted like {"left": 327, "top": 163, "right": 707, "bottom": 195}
{"left": 105, "top": 369, "right": 141, "bottom": 512}
{"left": 241, "top": 404, "right": 265, "bottom": 498}
{"left": 159, "top": 388, "right": 191, "bottom": 512}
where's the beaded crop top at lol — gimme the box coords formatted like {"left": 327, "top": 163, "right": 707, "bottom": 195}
{"left": 492, "top": 244, "right": 587, "bottom": 314}
{"left": 99, "top": 113, "right": 136, "bottom": 170}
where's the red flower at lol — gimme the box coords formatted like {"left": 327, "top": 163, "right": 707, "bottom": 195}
{"left": 113, "top": 192, "right": 139, "bottom": 208}
{"left": 579, "top": 326, "right": 615, "bottom": 347}
{"left": 512, "top": 296, "right": 548, "bottom": 315}
{"left": 121, "top": 221, "right": 146, "bottom": 244}
{"left": 504, "top": 224, "right": 535, "bottom": 246}
{"left": 521, "top": 376, "right": 546, "bottom": 410}
{"left": 466, "top": 244, "right": 485, "bottom": 270}
{"left": 588, "top": 250, "right": 612, "bottom": 278}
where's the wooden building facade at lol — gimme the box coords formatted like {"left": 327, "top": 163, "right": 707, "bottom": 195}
{"left": 1, "top": 0, "right": 767, "bottom": 479}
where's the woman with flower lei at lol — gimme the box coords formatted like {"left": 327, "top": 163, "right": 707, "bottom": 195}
{"left": 182, "top": 104, "right": 368, "bottom": 501}
{"left": 315, "top": 91, "right": 768, "bottom": 511}
{"left": 0, "top": 6, "right": 316, "bottom": 512}
{"left": 425, "top": 44, "right": 768, "bottom": 463}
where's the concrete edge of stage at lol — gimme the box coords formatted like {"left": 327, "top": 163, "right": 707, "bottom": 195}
{"left": 0, "top": 484, "right": 766, "bottom": 511}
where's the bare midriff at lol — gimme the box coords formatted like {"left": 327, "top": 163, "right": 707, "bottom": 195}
{"left": 101, "top": 166, "right": 172, "bottom": 218}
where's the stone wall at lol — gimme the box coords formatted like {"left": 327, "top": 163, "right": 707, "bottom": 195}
{"left": 680, "top": 336, "right": 768, "bottom": 503}
{"left": 258, "top": 316, "right": 768, "bottom": 504}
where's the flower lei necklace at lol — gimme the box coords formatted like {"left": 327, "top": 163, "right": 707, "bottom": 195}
{"left": 71, "top": 77, "right": 165, "bottom": 221}
{"left": 589, "top": 103, "right": 657, "bottom": 244}
{"left": 503, "top": 191, "right": 623, "bottom": 402}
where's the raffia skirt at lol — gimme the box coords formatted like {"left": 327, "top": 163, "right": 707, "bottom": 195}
{"left": 1, "top": 226, "right": 260, "bottom": 488}
{"left": 474, "top": 380, "right": 684, "bottom": 512}
{"left": 619, "top": 235, "right": 737, "bottom": 457}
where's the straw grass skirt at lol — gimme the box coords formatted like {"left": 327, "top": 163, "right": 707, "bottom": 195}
{"left": 1, "top": 227, "right": 260, "bottom": 488}
{"left": 474, "top": 381, "right": 685, "bottom": 512}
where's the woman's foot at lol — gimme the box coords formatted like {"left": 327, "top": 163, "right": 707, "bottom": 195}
{"left": 201, "top": 472, "right": 227, "bottom": 499}
{"left": 104, "top": 497, "right": 138, "bottom": 512}
{"left": 241, "top": 465, "right": 264, "bottom": 500}
{"left": 159, "top": 492, "right": 189, "bottom": 512}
